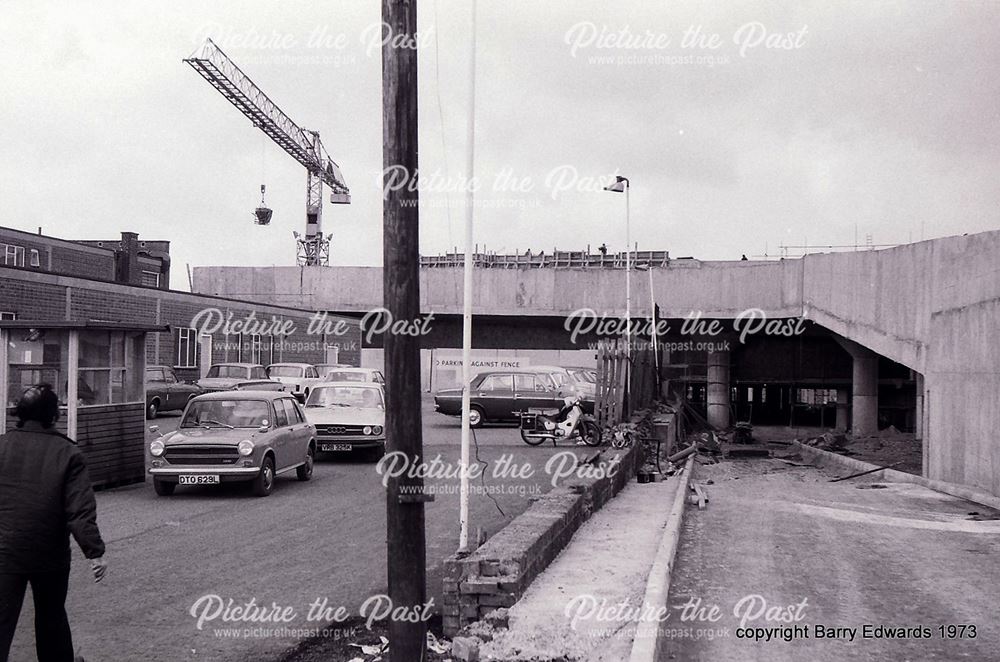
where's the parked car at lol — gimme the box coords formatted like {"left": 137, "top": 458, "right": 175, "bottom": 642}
{"left": 266, "top": 363, "right": 323, "bottom": 401}
{"left": 434, "top": 368, "right": 566, "bottom": 427}
{"left": 304, "top": 382, "right": 386, "bottom": 459}
{"left": 145, "top": 365, "right": 202, "bottom": 419}
{"left": 532, "top": 365, "right": 596, "bottom": 414}
{"left": 322, "top": 367, "right": 385, "bottom": 384}
{"left": 147, "top": 391, "right": 315, "bottom": 497}
{"left": 315, "top": 363, "right": 351, "bottom": 379}
{"left": 197, "top": 363, "right": 283, "bottom": 393}
{"left": 565, "top": 367, "right": 598, "bottom": 398}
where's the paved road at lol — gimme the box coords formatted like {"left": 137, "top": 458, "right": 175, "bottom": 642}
{"left": 9, "top": 396, "right": 583, "bottom": 662}
{"left": 659, "top": 459, "right": 1000, "bottom": 662}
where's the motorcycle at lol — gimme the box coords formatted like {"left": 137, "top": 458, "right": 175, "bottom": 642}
{"left": 517, "top": 396, "right": 602, "bottom": 447}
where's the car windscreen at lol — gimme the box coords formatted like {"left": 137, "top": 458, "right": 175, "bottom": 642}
{"left": 324, "top": 371, "right": 367, "bottom": 382}
{"left": 205, "top": 366, "right": 247, "bottom": 379}
{"left": 307, "top": 386, "right": 384, "bottom": 409}
{"left": 181, "top": 400, "right": 270, "bottom": 428}
{"left": 268, "top": 366, "right": 303, "bottom": 378}
{"left": 569, "top": 369, "right": 597, "bottom": 383}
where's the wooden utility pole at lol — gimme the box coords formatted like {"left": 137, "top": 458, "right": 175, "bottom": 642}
{"left": 383, "top": 0, "right": 427, "bottom": 660}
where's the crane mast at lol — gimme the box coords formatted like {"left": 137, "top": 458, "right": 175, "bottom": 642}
{"left": 184, "top": 38, "right": 350, "bottom": 266}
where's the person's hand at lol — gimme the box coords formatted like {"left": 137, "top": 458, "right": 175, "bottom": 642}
{"left": 90, "top": 557, "right": 107, "bottom": 583}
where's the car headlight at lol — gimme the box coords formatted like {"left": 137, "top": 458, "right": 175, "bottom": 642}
{"left": 363, "top": 426, "right": 373, "bottom": 436}
{"left": 149, "top": 440, "right": 164, "bottom": 457}
{"left": 372, "top": 425, "right": 383, "bottom": 436}
{"left": 238, "top": 440, "right": 254, "bottom": 456}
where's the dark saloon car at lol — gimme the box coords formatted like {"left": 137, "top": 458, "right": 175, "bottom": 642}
{"left": 145, "top": 365, "right": 203, "bottom": 419}
{"left": 434, "top": 368, "right": 569, "bottom": 427}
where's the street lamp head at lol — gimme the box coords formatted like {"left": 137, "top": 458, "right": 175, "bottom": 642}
{"left": 603, "top": 175, "right": 629, "bottom": 193}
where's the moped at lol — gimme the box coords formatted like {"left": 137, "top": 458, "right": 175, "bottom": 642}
{"left": 517, "top": 396, "right": 602, "bottom": 447}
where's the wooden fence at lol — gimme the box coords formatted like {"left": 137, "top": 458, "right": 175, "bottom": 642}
{"left": 594, "top": 339, "right": 658, "bottom": 427}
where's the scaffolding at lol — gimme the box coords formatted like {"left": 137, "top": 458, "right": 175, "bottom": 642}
{"left": 420, "top": 248, "right": 671, "bottom": 269}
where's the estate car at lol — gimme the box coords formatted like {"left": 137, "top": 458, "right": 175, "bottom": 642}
{"left": 434, "top": 368, "right": 568, "bottom": 427}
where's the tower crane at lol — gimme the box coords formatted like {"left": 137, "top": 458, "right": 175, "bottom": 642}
{"left": 184, "top": 38, "right": 350, "bottom": 266}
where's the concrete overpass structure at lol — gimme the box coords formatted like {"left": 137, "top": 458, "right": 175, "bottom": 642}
{"left": 194, "top": 229, "right": 1000, "bottom": 498}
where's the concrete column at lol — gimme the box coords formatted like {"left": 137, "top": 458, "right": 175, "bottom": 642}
{"left": 835, "top": 387, "right": 850, "bottom": 431}
{"left": 706, "top": 350, "right": 730, "bottom": 430}
{"left": 852, "top": 352, "right": 878, "bottom": 436}
{"left": 914, "top": 373, "right": 924, "bottom": 441}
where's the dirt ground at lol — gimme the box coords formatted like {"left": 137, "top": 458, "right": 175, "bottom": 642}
{"left": 660, "top": 458, "right": 1000, "bottom": 662}
{"left": 749, "top": 425, "right": 923, "bottom": 475}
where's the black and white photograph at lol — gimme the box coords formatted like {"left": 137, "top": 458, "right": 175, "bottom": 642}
{"left": 1, "top": 1, "right": 998, "bottom": 660}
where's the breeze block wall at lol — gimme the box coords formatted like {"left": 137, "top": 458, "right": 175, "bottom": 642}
{"left": 441, "top": 442, "right": 641, "bottom": 636}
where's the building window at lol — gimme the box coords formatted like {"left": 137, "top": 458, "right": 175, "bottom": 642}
{"left": 250, "top": 334, "right": 263, "bottom": 364}
{"left": 1, "top": 243, "right": 25, "bottom": 267}
{"left": 175, "top": 328, "right": 198, "bottom": 368}
{"left": 6, "top": 329, "right": 70, "bottom": 407}
{"left": 29, "top": 249, "right": 40, "bottom": 267}
{"left": 0, "top": 312, "right": 16, "bottom": 320}
{"left": 140, "top": 270, "right": 160, "bottom": 287}
{"left": 78, "top": 330, "right": 144, "bottom": 405}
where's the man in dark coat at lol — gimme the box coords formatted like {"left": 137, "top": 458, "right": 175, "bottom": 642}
{"left": 0, "top": 384, "right": 107, "bottom": 662}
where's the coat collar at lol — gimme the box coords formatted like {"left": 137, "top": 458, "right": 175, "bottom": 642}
{"left": 16, "top": 420, "right": 56, "bottom": 433}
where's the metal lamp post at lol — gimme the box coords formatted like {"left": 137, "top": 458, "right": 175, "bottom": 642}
{"left": 603, "top": 176, "right": 631, "bottom": 359}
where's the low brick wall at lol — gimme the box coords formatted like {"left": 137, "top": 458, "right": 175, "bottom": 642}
{"left": 442, "top": 443, "right": 641, "bottom": 636}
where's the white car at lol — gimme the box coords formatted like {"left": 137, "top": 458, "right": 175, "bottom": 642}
{"left": 321, "top": 367, "right": 385, "bottom": 384}
{"left": 266, "top": 363, "right": 323, "bottom": 401}
{"left": 304, "top": 382, "right": 386, "bottom": 459}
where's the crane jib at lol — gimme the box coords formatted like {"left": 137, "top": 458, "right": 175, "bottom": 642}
{"left": 184, "top": 38, "right": 350, "bottom": 264}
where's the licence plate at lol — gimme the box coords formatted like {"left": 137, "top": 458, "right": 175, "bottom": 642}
{"left": 178, "top": 475, "right": 220, "bottom": 485}
{"left": 321, "top": 444, "right": 352, "bottom": 452}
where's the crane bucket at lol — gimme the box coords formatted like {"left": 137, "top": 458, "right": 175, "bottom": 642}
{"left": 254, "top": 206, "right": 273, "bottom": 225}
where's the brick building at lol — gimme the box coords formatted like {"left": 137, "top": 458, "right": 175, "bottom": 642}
{"left": 0, "top": 226, "right": 171, "bottom": 287}
{"left": 0, "top": 225, "right": 361, "bottom": 487}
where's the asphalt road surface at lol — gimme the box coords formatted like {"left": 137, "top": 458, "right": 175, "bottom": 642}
{"left": 659, "top": 459, "right": 1000, "bottom": 662}
{"left": 8, "top": 396, "right": 585, "bottom": 662}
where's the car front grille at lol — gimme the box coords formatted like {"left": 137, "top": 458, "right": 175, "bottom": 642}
{"left": 164, "top": 445, "right": 241, "bottom": 465}
{"left": 316, "top": 425, "right": 366, "bottom": 436}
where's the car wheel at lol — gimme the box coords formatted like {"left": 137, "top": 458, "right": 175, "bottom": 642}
{"left": 253, "top": 456, "right": 275, "bottom": 497}
{"left": 468, "top": 406, "right": 485, "bottom": 428}
{"left": 147, "top": 400, "right": 159, "bottom": 420}
{"left": 153, "top": 478, "right": 174, "bottom": 496}
{"left": 297, "top": 445, "right": 314, "bottom": 481}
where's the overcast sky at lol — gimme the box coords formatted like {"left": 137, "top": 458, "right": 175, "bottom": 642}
{"left": 2, "top": 1, "right": 998, "bottom": 288}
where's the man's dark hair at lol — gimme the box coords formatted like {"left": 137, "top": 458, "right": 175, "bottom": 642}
{"left": 15, "top": 383, "right": 60, "bottom": 428}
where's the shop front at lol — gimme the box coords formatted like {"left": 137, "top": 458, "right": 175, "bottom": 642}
{"left": 1, "top": 321, "right": 164, "bottom": 488}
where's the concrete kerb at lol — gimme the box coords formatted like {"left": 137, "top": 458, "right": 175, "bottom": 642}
{"left": 628, "top": 454, "right": 697, "bottom": 662}
{"left": 794, "top": 442, "right": 1000, "bottom": 511}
